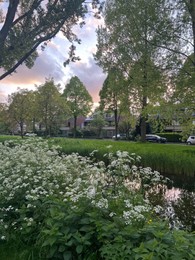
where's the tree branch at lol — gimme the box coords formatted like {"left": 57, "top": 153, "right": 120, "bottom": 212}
{"left": 0, "top": 14, "right": 67, "bottom": 81}
{"left": 0, "top": 0, "right": 19, "bottom": 47}
{"left": 12, "top": 0, "right": 43, "bottom": 26}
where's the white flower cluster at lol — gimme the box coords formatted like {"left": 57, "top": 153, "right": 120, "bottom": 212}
{"left": 123, "top": 199, "right": 151, "bottom": 225}
{"left": 0, "top": 138, "right": 168, "bottom": 240}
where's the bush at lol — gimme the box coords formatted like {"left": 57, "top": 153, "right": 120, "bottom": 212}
{"left": 157, "top": 132, "right": 182, "bottom": 142}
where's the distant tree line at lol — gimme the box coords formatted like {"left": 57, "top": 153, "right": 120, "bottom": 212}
{"left": 0, "top": 77, "right": 92, "bottom": 138}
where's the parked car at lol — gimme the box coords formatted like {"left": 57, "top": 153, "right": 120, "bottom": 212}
{"left": 146, "top": 134, "right": 167, "bottom": 143}
{"left": 187, "top": 136, "right": 195, "bottom": 145}
{"left": 112, "top": 134, "right": 127, "bottom": 140}
{"left": 25, "top": 133, "right": 37, "bottom": 137}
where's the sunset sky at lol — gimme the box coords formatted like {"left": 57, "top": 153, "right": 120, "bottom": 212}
{"left": 0, "top": 11, "right": 106, "bottom": 105}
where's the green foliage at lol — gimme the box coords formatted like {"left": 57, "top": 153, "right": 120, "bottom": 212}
{"left": 7, "top": 89, "right": 35, "bottom": 137}
{"left": 36, "top": 78, "right": 69, "bottom": 136}
{"left": 0, "top": 138, "right": 195, "bottom": 259}
{"left": 172, "top": 190, "right": 195, "bottom": 231}
{"left": 95, "top": 0, "right": 170, "bottom": 140}
{"left": 63, "top": 76, "right": 93, "bottom": 118}
{"left": 156, "top": 132, "right": 183, "bottom": 143}
{"left": 39, "top": 201, "right": 195, "bottom": 260}
{"left": 100, "top": 222, "right": 195, "bottom": 259}
{"left": 174, "top": 53, "right": 195, "bottom": 106}
{"left": 63, "top": 76, "right": 93, "bottom": 137}
{"left": 38, "top": 199, "right": 101, "bottom": 259}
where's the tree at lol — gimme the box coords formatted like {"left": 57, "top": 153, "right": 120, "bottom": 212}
{"left": 172, "top": 53, "right": 195, "bottom": 110}
{"left": 95, "top": 0, "right": 195, "bottom": 140}
{"left": 8, "top": 89, "right": 34, "bottom": 137}
{"left": 95, "top": 0, "right": 168, "bottom": 141}
{"left": 90, "top": 108, "right": 106, "bottom": 138}
{"left": 0, "top": 0, "right": 102, "bottom": 80}
{"left": 37, "top": 78, "right": 69, "bottom": 136}
{"left": 167, "top": 0, "right": 195, "bottom": 69}
{"left": 63, "top": 76, "right": 93, "bottom": 138}
{"left": 165, "top": 53, "right": 195, "bottom": 137}
{"left": 0, "top": 103, "right": 9, "bottom": 134}
{"left": 99, "top": 69, "right": 126, "bottom": 140}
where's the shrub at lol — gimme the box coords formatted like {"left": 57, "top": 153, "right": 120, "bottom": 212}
{"left": 157, "top": 132, "right": 182, "bottom": 142}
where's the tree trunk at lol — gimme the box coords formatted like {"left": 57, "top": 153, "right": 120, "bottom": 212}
{"left": 20, "top": 121, "right": 24, "bottom": 138}
{"left": 32, "top": 117, "right": 36, "bottom": 133}
{"left": 190, "top": 0, "right": 195, "bottom": 67}
{"left": 140, "top": 6, "right": 149, "bottom": 142}
{"left": 114, "top": 108, "right": 118, "bottom": 140}
{"left": 140, "top": 96, "right": 147, "bottom": 142}
{"left": 73, "top": 115, "right": 77, "bottom": 138}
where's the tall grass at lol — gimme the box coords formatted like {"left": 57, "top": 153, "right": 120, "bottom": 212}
{"left": 50, "top": 138, "right": 195, "bottom": 183}
{"left": 1, "top": 135, "right": 195, "bottom": 187}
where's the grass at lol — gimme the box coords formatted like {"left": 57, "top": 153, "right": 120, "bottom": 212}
{"left": 50, "top": 138, "right": 195, "bottom": 188}
{"left": 1, "top": 135, "right": 195, "bottom": 187}
{"left": 0, "top": 241, "right": 39, "bottom": 260}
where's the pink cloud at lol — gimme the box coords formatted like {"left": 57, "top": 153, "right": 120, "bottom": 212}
{"left": 0, "top": 12, "right": 105, "bottom": 103}
{"left": 69, "top": 57, "right": 106, "bottom": 103}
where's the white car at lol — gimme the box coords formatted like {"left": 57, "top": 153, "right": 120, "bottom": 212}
{"left": 187, "top": 136, "right": 195, "bottom": 145}
{"left": 112, "top": 134, "right": 126, "bottom": 140}
{"left": 25, "top": 133, "right": 37, "bottom": 137}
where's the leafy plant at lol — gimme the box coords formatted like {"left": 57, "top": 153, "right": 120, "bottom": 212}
{"left": 0, "top": 138, "right": 195, "bottom": 259}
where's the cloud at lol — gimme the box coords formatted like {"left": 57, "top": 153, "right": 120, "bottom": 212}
{"left": 0, "top": 90, "right": 7, "bottom": 103}
{"left": 0, "top": 46, "right": 65, "bottom": 86}
{"left": 68, "top": 56, "right": 106, "bottom": 103}
{"left": 0, "top": 12, "right": 105, "bottom": 103}
{"left": 73, "top": 15, "right": 104, "bottom": 41}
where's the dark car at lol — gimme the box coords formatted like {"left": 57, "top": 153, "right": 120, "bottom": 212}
{"left": 146, "top": 134, "right": 167, "bottom": 143}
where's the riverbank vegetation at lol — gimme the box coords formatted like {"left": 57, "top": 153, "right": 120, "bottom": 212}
{"left": 0, "top": 138, "right": 195, "bottom": 259}
{"left": 51, "top": 138, "right": 195, "bottom": 184}
{"left": 0, "top": 135, "right": 195, "bottom": 183}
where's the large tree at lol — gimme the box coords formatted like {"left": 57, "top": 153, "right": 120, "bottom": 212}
{"left": 0, "top": 103, "right": 9, "bottom": 134}
{"left": 36, "top": 78, "right": 69, "bottom": 136}
{"left": 95, "top": 0, "right": 168, "bottom": 141}
{"left": 8, "top": 88, "right": 34, "bottom": 137}
{"left": 63, "top": 76, "right": 93, "bottom": 138}
{"left": 90, "top": 108, "right": 106, "bottom": 138}
{"left": 99, "top": 69, "right": 126, "bottom": 139}
{"left": 0, "top": 0, "right": 102, "bottom": 80}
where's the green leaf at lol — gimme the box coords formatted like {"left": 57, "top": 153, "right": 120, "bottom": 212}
{"left": 63, "top": 251, "right": 72, "bottom": 260}
{"left": 79, "top": 225, "right": 93, "bottom": 232}
{"left": 49, "top": 245, "right": 58, "bottom": 258}
{"left": 80, "top": 218, "right": 91, "bottom": 224}
{"left": 59, "top": 245, "right": 66, "bottom": 252}
{"left": 76, "top": 245, "right": 83, "bottom": 254}
{"left": 66, "top": 239, "right": 74, "bottom": 246}
{"left": 42, "top": 237, "right": 56, "bottom": 247}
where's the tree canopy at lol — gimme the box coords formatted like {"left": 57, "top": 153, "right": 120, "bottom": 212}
{"left": 0, "top": 0, "right": 102, "bottom": 80}
{"left": 99, "top": 69, "right": 126, "bottom": 138}
{"left": 63, "top": 76, "right": 93, "bottom": 137}
{"left": 36, "top": 78, "right": 69, "bottom": 136}
{"left": 8, "top": 88, "right": 34, "bottom": 137}
{"left": 95, "top": 0, "right": 168, "bottom": 140}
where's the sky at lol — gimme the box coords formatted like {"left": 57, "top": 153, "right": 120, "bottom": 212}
{"left": 0, "top": 7, "right": 106, "bottom": 106}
